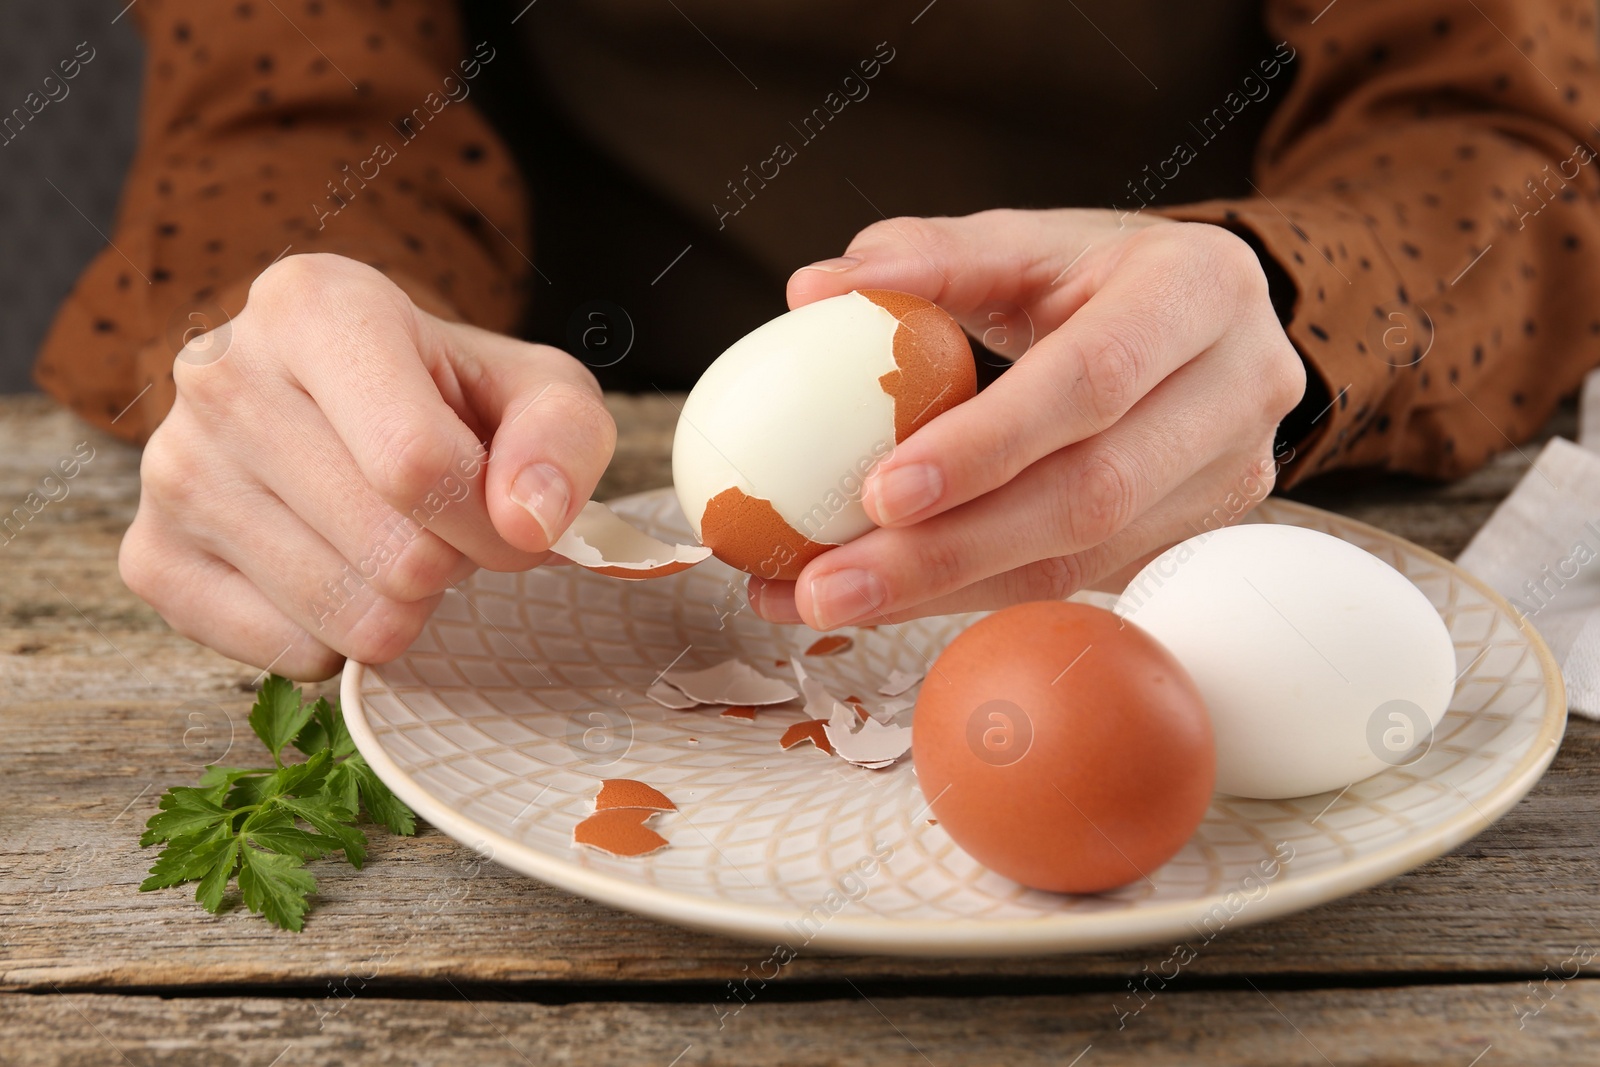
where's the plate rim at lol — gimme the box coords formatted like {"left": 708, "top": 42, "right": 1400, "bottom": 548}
{"left": 342, "top": 491, "right": 1568, "bottom": 957}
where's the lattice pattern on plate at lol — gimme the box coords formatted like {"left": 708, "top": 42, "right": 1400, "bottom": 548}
{"left": 343, "top": 491, "right": 1566, "bottom": 956}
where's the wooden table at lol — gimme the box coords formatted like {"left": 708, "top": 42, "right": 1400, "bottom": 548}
{"left": 3, "top": 392, "right": 1596, "bottom": 1066}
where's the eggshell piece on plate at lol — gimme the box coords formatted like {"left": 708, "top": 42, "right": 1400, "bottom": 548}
{"left": 780, "top": 720, "right": 835, "bottom": 754}
{"left": 913, "top": 601, "right": 1215, "bottom": 894}
{"left": 552, "top": 500, "right": 712, "bottom": 579}
{"left": 805, "top": 635, "right": 854, "bottom": 656}
{"left": 645, "top": 680, "right": 703, "bottom": 709}
{"left": 824, "top": 704, "right": 912, "bottom": 769}
{"left": 789, "top": 660, "right": 835, "bottom": 719}
{"left": 572, "top": 808, "right": 670, "bottom": 857}
{"left": 594, "top": 779, "right": 677, "bottom": 812}
{"left": 672, "top": 290, "right": 975, "bottom": 579}
{"left": 664, "top": 659, "right": 798, "bottom": 706}
{"left": 877, "top": 669, "right": 924, "bottom": 697}
{"left": 720, "top": 705, "right": 757, "bottom": 721}
{"left": 870, "top": 697, "right": 914, "bottom": 722}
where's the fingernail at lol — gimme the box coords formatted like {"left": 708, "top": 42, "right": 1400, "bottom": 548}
{"left": 509, "top": 463, "right": 571, "bottom": 544}
{"left": 748, "top": 578, "right": 802, "bottom": 624}
{"left": 868, "top": 463, "right": 943, "bottom": 526}
{"left": 808, "top": 568, "right": 887, "bottom": 630}
{"left": 792, "top": 255, "right": 861, "bottom": 276}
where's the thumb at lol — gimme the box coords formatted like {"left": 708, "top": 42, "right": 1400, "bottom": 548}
{"left": 438, "top": 320, "right": 617, "bottom": 555}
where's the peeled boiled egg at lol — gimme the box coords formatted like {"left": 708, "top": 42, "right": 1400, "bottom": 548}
{"left": 1115, "top": 524, "right": 1457, "bottom": 800}
{"left": 672, "top": 290, "right": 975, "bottom": 580}
{"left": 912, "top": 601, "right": 1215, "bottom": 894}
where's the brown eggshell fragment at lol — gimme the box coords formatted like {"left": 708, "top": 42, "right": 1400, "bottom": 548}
{"left": 779, "top": 720, "right": 835, "bottom": 755}
{"left": 594, "top": 779, "right": 677, "bottom": 813}
{"left": 572, "top": 808, "right": 670, "bottom": 857}
{"left": 912, "top": 601, "right": 1215, "bottom": 894}
{"left": 552, "top": 500, "right": 712, "bottom": 580}
{"left": 699, "top": 486, "right": 830, "bottom": 581}
{"left": 805, "top": 635, "right": 854, "bottom": 656}
{"left": 720, "top": 705, "right": 757, "bottom": 721}
{"left": 858, "top": 289, "right": 977, "bottom": 443}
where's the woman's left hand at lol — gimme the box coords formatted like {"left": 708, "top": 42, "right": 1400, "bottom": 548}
{"left": 747, "top": 208, "right": 1307, "bottom": 630}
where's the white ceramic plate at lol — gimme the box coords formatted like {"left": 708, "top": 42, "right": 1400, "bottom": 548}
{"left": 343, "top": 490, "right": 1566, "bottom": 957}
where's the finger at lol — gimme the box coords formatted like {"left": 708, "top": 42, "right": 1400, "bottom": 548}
{"left": 764, "top": 456, "right": 1271, "bottom": 627}
{"left": 794, "top": 355, "right": 1267, "bottom": 629}
{"left": 244, "top": 384, "right": 474, "bottom": 603}
{"left": 168, "top": 472, "right": 443, "bottom": 664}
{"left": 232, "top": 256, "right": 529, "bottom": 571}
{"left": 786, "top": 209, "right": 1109, "bottom": 323}
{"left": 861, "top": 226, "right": 1271, "bottom": 528}
{"left": 440, "top": 321, "right": 618, "bottom": 554}
{"left": 119, "top": 515, "right": 345, "bottom": 681}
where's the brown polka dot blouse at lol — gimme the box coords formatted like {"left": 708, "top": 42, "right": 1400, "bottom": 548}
{"left": 30, "top": 0, "right": 1600, "bottom": 487}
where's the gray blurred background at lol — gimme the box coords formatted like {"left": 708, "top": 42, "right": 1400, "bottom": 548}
{"left": 0, "top": 1, "right": 141, "bottom": 394}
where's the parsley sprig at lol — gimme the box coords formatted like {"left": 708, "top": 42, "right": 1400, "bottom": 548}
{"left": 139, "top": 676, "right": 416, "bottom": 931}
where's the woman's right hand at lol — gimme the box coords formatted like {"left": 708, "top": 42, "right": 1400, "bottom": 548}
{"left": 120, "top": 253, "right": 616, "bottom": 680}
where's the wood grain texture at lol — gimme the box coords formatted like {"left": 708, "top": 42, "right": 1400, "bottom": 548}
{"left": 1, "top": 395, "right": 1594, "bottom": 1017}
{"left": 5, "top": 982, "right": 1598, "bottom": 1066}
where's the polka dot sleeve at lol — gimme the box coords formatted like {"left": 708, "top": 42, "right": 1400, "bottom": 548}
{"left": 1156, "top": 0, "right": 1600, "bottom": 485}
{"left": 31, "top": 0, "right": 529, "bottom": 444}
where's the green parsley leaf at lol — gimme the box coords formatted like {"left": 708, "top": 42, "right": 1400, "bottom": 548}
{"left": 237, "top": 847, "right": 316, "bottom": 932}
{"left": 195, "top": 838, "right": 241, "bottom": 914}
{"left": 324, "top": 760, "right": 361, "bottom": 819}
{"left": 139, "top": 675, "right": 419, "bottom": 930}
{"left": 293, "top": 696, "right": 356, "bottom": 759}
{"left": 350, "top": 754, "right": 416, "bottom": 837}
{"left": 279, "top": 794, "right": 368, "bottom": 868}
{"left": 221, "top": 772, "right": 273, "bottom": 811}
{"left": 139, "top": 824, "right": 234, "bottom": 891}
{"left": 248, "top": 675, "right": 316, "bottom": 763}
{"left": 242, "top": 809, "right": 338, "bottom": 862}
{"left": 140, "top": 787, "right": 233, "bottom": 847}
{"left": 266, "top": 750, "right": 334, "bottom": 802}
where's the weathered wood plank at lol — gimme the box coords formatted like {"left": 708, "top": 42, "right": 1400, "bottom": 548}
{"left": 3, "top": 693, "right": 1595, "bottom": 989}
{"left": 4, "top": 981, "right": 1597, "bottom": 1066}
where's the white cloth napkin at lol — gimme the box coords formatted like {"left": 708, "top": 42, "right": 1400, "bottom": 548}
{"left": 1455, "top": 370, "right": 1600, "bottom": 719}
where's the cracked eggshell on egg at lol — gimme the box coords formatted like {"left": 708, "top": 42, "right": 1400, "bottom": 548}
{"left": 672, "top": 290, "right": 975, "bottom": 580}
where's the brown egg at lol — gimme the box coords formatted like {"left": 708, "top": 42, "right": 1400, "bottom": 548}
{"left": 673, "top": 290, "right": 975, "bottom": 580}
{"left": 912, "top": 602, "right": 1214, "bottom": 894}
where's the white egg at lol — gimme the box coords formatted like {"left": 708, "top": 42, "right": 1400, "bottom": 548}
{"left": 1115, "top": 524, "right": 1457, "bottom": 799}
{"left": 672, "top": 290, "right": 973, "bottom": 580}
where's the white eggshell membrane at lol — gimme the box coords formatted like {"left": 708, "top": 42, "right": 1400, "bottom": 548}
{"left": 1115, "top": 524, "right": 1457, "bottom": 800}
{"left": 672, "top": 292, "right": 901, "bottom": 547}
